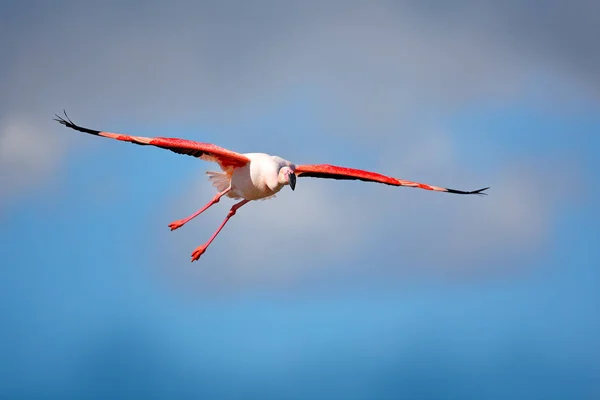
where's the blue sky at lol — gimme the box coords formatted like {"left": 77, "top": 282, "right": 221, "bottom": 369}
{"left": 1, "top": 1, "right": 599, "bottom": 398}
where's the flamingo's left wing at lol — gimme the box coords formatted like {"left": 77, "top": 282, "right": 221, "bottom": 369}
{"left": 295, "top": 164, "right": 489, "bottom": 195}
{"left": 54, "top": 112, "right": 249, "bottom": 169}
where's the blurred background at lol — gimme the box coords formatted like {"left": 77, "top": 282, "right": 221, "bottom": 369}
{"left": 1, "top": 0, "right": 599, "bottom": 398}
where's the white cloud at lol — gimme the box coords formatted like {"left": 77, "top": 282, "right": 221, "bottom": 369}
{"left": 371, "top": 136, "right": 579, "bottom": 272}
{"left": 0, "top": 116, "right": 66, "bottom": 205}
{"left": 0, "top": 1, "right": 589, "bottom": 289}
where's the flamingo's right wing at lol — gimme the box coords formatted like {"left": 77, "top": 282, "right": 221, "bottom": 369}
{"left": 54, "top": 112, "right": 249, "bottom": 170}
{"left": 295, "top": 164, "right": 489, "bottom": 195}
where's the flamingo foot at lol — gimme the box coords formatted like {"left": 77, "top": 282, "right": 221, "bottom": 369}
{"left": 168, "top": 220, "right": 185, "bottom": 231}
{"left": 191, "top": 246, "right": 207, "bottom": 262}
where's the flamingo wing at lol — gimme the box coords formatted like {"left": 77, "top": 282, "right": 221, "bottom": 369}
{"left": 54, "top": 112, "right": 249, "bottom": 169}
{"left": 295, "top": 164, "right": 489, "bottom": 195}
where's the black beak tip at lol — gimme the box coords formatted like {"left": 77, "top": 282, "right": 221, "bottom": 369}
{"left": 289, "top": 173, "right": 296, "bottom": 191}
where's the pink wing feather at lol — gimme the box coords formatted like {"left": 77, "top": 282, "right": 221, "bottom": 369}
{"left": 54, "top": 112, "right": 249, "bottom": 170}
{"left": 295, "top": 164, "right": 489, "bottom": 195}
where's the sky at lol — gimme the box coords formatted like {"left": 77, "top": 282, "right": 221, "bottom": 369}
{"left": 1, "top": 0, "right": 599, "bottom": 398}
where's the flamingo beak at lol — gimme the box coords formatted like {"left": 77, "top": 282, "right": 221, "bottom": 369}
{"left": 289, "top": 173, "right": 296, "bottom": 191}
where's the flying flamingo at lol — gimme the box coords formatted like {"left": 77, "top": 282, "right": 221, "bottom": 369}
{"left": 54, "top": 112, "right": 489, "bottom": 262}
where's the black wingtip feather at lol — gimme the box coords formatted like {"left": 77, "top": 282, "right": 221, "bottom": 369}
{"left": 53, "top": 110, "right": 101, "bottom": 135}
{"left": 446, "top": 186, "right": 490, "bottom": 196}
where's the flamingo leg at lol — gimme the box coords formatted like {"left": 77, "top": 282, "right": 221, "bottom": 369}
{"left": 191, "top": 199, "right": 251, "bottom": 262}
{"left": 168, "top": 188, "right": 232, "bottom": 231}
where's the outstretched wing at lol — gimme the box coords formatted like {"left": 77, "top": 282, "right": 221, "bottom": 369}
{"left": 54, "top": 112, "right": 249, "bottom": 170}
{"left": 295, "top": 164, "right": 489, "bottom": 195}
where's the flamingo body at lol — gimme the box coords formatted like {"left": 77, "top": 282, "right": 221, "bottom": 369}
{"left": 225, "top": 153, "right": 295, "bottom": 200}
{"left": 54, "top": 112, "right": 488, "bottom": 262}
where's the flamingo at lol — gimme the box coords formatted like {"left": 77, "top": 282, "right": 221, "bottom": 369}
{"left": 54, "top": 112, "right": 489, "bottom": 262}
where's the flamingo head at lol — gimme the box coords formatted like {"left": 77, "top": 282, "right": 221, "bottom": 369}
{"left": 278, "top": 166, "right": 297, "bottom": 191}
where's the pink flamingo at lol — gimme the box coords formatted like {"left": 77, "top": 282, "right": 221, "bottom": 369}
{"left": 55, "top": 112, "right": 488, "bottom": 262}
